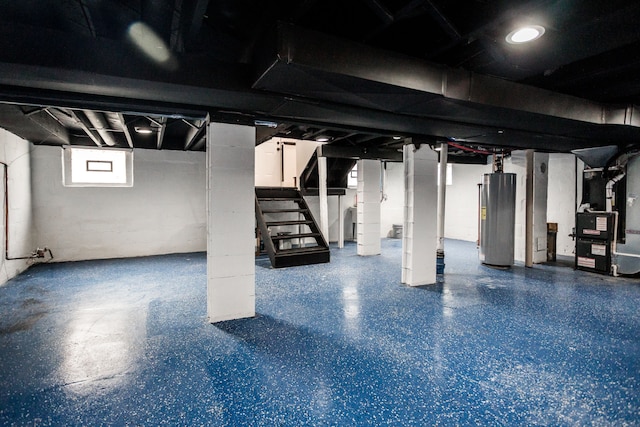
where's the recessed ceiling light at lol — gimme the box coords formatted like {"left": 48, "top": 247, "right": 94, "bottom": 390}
{"left": 315, "top": 136, "right": 331, "bottom": 142}
{"left": 392, "top": 136, "right": 403, "bottom": 140}
{"left": 506, "top": 25, "right": 545, "bottom": 44}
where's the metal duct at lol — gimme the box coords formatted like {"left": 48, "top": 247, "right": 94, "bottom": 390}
{"left": 83, "top": 110, "right": 117, "bottom": 146}
{"left": 257, "top": 23, "right": 640, "bottom": 127}
{"left": 253, "top": 23, "right": 640, "bottom": 142}
{"left": 571, "top": 146, "right": 619, "bottom": 168}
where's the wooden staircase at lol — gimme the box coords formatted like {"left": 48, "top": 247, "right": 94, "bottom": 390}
{"left": 255, "top": 187, "right": 330, "bottom": 268}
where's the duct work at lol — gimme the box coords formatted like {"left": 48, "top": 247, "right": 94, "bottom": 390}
{"left": 253, "top": 24, "right": 640, "bottom": 151}
{"left": 572, "top": 146, "right": 620, "bottom": 168}
{"left": 83, "top": 110, "right": 117, "bottom": 146}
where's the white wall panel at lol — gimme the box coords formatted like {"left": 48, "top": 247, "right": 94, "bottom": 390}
{"left": 31, "top": 145, "right": 206, "bottom": 262}
{"left": 0, "top": 129, "right": 33, "bottom": 285}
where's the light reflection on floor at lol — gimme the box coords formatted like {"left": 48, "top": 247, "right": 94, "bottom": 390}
{"left": 60, "top": 302, "right": 145, "bottom": 395}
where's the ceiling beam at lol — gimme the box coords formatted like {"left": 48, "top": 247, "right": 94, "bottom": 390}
{"left": 77, "top": 0, "right": 97, "bottom": 38}
{"left": 0, "top": 21, "right": 638, "bottom": 151}
{"left": 180, "top": 0, "right": 210, "bottom": 50}
{"left": 289, "top": 0, "right": 319, "bottom": 23}
{"left": 117, "top": 113, "right": 135, "bottom": 148}
{"left": 156, "top": 117, "right": 167, "bottom": 149}
{"left": 141, "top": 0, "right": 175, "bottom": 46}
{"left": 190, "top": 135, "right": 206, "bottom": 151}
{"left": 365, "top": 0, "right": 428, "bottom": 41}
{"left": 302, "top": 128, "right": 329, "bottom": 140}
{"left": 421, "top": 0, "right": 460, "bottom": 39}
{"left": 317, "top": 144, "right": 403, "bottom": 161}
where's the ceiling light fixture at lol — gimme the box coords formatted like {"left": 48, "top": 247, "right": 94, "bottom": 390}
{"left": 134, "top": 126, "right": 154, "bottom": 134}
{"left": 392, "top": 136, "right": 403, "bottom": 140}
{"left": 506, "top": 25, "right": 545, "bottom": 44}
{"left": 254, "top": 120, "right": 278, "bottom": 128}
{"left": 315, "top": 136, "right": 331, "bottom": 143}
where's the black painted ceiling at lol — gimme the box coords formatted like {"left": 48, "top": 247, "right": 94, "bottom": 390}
{"left": 0, "top": 0, "right": 639, "bottom": 157}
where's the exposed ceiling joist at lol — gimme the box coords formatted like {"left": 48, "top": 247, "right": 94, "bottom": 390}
{"left": 141, "top": 0, "right": 175, "bottom": 46}
{"left": 77, "top": 0, "right": 97, "bottom": 38}
{"left": 184, "top": 120, "right": 205, "bottom": 150}
{"left": 180, "top": 0, "right": 210, "bottom": 49}
{"left": 421, "top": 0, "right": 461, "bottom": 40}
{"left": 362, "top": 0, "right": 394, "bottom": 24}
{"left": 289, "top": 0, "right": 320, "bottom": 23}
{"left": 156, "top": 116, "right": 167, "bottom": 149}
{"left": 69, "top": 110, "right": 102, "bottom": 147}
{"left": 117, "top": 113, "right": 134, "bottom": 148}
{"left": 190, "top": 135, "right": 206, "bottom": 151}
{"left": 0, "top": 0, "right": 638, "bottom": 158}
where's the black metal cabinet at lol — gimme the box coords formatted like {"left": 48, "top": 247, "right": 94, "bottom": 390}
{"left": 575, "top": 212, "right": 616, "bottom": 274}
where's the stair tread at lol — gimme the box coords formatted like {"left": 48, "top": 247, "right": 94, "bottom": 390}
{"left": 266, "top": 220, "right": 313, "bottom": 226}
{"left": 275, "top": 246, "right": 330, "bottom": 255}
{"left": 261, "top": 208, "right": 307, "bottom": 213}
{"left": 256, "top": 187, "right": 329, "bottom": 268}
{"left": 258, "top": 197, "right": 304, "bottom": 202}
{"left": 271, "top": 232, "right": 322, "bottom": 240}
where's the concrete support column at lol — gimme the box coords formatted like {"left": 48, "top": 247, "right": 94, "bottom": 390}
{"left": 357, "top": 159, "right": 381, "bottom": 256}
{"left": 402, "top": 144, "right": 438, "bottom": 286}
{"left": 525, "top": 150, "right": 549, "bottom": 267}
{"left": 206, "top": 122, "right": 255, "bottom": 323}
{"left": 318, "top": 153, "right": 329, "bottom": 241}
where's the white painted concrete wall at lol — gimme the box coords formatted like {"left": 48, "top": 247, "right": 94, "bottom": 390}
{"left": 255, "top": 138, "right": 320, "bottom": 188}
{"left": 380, "top": 162, "right": 404, "bottom": 238}
{"left": 547, "top": 153, "right": 580, "bottom": 256}
{"left": 305, "top": 189, "right": 358, "bottom": 243}
{"left": 444, "top": 163, "right": 491, "bottom": 242}
{"left": 502, "top": 152, "right": 526, "bottom": 262}
{"left": 0, "top": 129, "right": 33, "bottom": 285}
{"left": 255, "top": 139, "right": 282, "bottom": 187}
{"left": 31, "top": 145, "right": 206, "bottom": 262}
{"left": 372, "top": 153, "right": 578, "bottom": 261}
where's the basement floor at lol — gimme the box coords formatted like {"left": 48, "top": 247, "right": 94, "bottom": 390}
{"left": 0, "top": 239, "right": 639, "bottom": 426}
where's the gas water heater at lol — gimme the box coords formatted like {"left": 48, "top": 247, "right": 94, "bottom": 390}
{"left": 479, "top": 172, "right": 517, "bottom": 267}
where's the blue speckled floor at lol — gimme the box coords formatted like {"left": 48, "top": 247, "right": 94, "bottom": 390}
{"left": 1, "top": 239, "right": 639, "bottom": 426}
